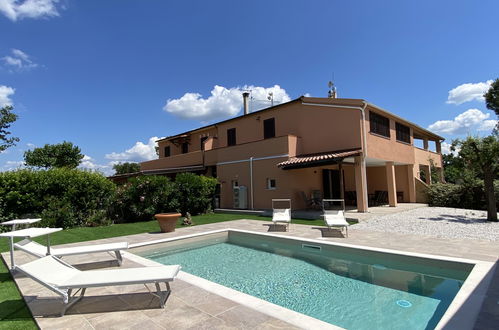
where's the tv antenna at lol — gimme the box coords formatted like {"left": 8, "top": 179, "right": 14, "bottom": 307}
{"left": 267, "top": 92, "right": 274, "bottom": 106}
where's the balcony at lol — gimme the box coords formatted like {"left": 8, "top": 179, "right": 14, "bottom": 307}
{"left": 140, "top": 150, "right": 203, "bottom": 171}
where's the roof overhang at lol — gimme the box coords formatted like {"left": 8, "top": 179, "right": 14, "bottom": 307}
{"left": 277, "top": 149, "right": 362, "bottom": 170}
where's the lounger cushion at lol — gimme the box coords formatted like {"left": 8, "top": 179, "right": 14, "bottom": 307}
{"left": 15, "top": 240, "right": 128, "bottom": 258}
{"left": 324, "top": 211, "right": 349, "bottom": 226}
{"left": 17, "top": 256, "right": 181, "bottom": 289}
{"left": 272, "top": 208, "right": 291, "bottom": 222}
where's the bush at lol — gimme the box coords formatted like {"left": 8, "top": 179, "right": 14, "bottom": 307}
{"left": 428, "top": 181, "right": 499, "bottom": 210}
{"left": 112, "top": 175, "right": 177, "bottom": 222}
{"left": 0, "top": 168, "right": 116, "bottom": 228}
{"left": 174, "top": 173, "right": 218, "bottom": 216}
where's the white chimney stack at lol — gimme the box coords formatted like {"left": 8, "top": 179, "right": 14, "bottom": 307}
{"left": 242, "top": 92, "right": 250, "bottom": 115}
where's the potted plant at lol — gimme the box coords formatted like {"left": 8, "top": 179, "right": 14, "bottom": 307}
{"left": 154, "top": 212, "right": 181, "bottom": 232}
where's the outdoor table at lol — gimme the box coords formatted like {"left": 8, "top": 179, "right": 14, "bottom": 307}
{"left": 0, "top": 227, "right": 62, "bottom": 270}
{"left": 1, "top": 218, "right": 42, "bottom": 231}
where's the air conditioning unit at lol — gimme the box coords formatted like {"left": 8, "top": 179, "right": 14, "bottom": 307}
{"left": 233, "top": 186, "right": 248, "bottom": 209}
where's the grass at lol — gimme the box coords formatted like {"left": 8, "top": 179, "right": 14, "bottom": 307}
{"left": 0, "top": 212, "right": 331, "bottom": 329}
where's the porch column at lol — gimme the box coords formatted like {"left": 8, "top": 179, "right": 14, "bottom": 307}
{"left": 339, "top": 162, "right": 345, "bottom": 200}
{"left": 385, "top": 161, "right": 397, "bottom": 207}
{"left": 422, "top": 165, "right": 431, "bottom": 185}
{"left": 436, "top": 141, "right": 442, "bottom": 154}
{"left": 354, "top": 156, "right": 368, "bottom": 212}
{"left": 423, "top": 138, "right": 429, "bottom": 150}
{"left": 406, "top": 164, "right": 416, "bottom": 202}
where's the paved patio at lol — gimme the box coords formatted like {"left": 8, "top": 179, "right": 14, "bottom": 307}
{"left": 2, "top": 216, "right": 498, "bottom": 329}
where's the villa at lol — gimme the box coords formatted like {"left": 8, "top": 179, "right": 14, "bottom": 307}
{"left": 138, "top": 95, "right": 444, "bottom": 212}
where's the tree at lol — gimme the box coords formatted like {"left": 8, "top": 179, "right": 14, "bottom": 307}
{"left": 453, "top": 135, "right": 499, "bottom": 221}
{"left": 112, "top": 162, "right": 141, "bottom": 175}
{"left": 0, "top": 105, "right": 19, "bottom": 152}
{"left": 24, "top": 141, "right": 84, "bottom": 169}
{"left": 484, "top": 78, "right": 499, "bottom": 116}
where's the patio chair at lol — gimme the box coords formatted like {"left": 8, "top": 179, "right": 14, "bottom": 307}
{"left": 272, "top": 199, "right": 292, "bottom": 231}
{"left": 299, "top": 191, "right": 314, "bottom": 210}
{"left": 322, "top": 199, "right": 349, "bottom": 237}
{"left": 15, "top": 255, "right": 181, "bottom": 316}
{"left": 14, "top": 239, "right": 128, "bottom": 266}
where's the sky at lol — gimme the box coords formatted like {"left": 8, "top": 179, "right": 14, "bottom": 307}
{"left": 0, "top": 0, "right": 498, "bottom": 175}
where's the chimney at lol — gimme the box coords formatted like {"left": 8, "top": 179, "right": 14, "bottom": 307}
{"left": 242, "top": 92, "right": 250, "bottom": 115}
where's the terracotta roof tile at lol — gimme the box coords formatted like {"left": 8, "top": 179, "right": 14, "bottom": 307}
{"left": 277, "top": 149, "right": 361, "bottom": 168}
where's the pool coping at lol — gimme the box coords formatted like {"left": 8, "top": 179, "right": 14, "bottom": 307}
{"left": 127, "top": 228, "right": 496, "bottom": 330}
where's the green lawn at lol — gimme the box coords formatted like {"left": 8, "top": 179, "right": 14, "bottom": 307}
{"left": 0, "top": 213, "right": 330, "bottom": 329}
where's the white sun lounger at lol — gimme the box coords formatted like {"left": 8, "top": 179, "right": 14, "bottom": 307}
{"left": 322, "top": 199, "right": 349, "bottom": 237}
{"left": 272, "top": 199, "right": 292, "bottom": 231}
{"left": 14, "top": 239, "right": 128, "bottom": 265}
{"left": 16, "top": 255, "right": 181, "bottom": 316}
{"left": 323, "top": 210, "right": 349, "bottom": 237}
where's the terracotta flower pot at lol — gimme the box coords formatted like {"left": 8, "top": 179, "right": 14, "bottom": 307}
{"left": 155, "top": 213, "right": 181, "bottom": 233}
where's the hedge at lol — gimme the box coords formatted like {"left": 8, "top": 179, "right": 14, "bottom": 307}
{"left": 427, "top": 181, "right": 499, "bottom": 210}
{"left": 0, "top": 169, "right": 116, "bottom": 228}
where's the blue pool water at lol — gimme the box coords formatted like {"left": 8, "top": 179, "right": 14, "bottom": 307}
{"left": 144, "top": 236, "right": 466, "bottom": 329}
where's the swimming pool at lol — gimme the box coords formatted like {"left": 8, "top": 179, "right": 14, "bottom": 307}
{"left": 130, "top": 230, "right": 489, "bottom": 329}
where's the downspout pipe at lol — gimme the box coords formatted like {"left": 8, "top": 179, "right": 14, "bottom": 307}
{"left": 249, "top": 157, "right": 254, "bottom": 209}
{"left": 301, "top": 101, "right": 369, "bottom": 211}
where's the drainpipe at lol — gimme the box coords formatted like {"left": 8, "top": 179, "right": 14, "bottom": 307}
{"left": 301, "top": 101, "right": 369, "bottom": 209}
{"left": 249, "top": 157, "right": 254, "bottom": 209}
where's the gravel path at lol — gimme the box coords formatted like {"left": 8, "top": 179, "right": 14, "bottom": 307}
{"left": 354, "top": 207, "right": 499, "bottom": 241}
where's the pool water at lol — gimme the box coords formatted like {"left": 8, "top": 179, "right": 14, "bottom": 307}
{"left": 144, "top": 236, "right": 466, "bottom": 329}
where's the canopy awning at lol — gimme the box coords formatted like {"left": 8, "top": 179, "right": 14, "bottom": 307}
{"left": 277, "top": 149, "right": 362, "bottom": 170}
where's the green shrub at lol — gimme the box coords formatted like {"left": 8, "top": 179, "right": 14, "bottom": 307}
{"left": 174, "top": 173, "right": 218, "bottom": 216}
{"left": 113, "top": 175, "right": 177, "bottom": 222}
{"left": 428, "top": 181, "right": 499, "bottom": 210}
{"left": 0, "top": 168, "right": 116, "bottom": 228}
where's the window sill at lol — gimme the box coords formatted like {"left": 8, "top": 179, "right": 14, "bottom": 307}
{"left": 396, "top": 140, "right": 412, "bottom": 146}
{"left": 369, "top": 132, "right": 391, "bottom": 140}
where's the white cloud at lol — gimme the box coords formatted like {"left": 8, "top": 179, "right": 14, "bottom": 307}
{"left": 78, "top": 155, "right": 113, "bottom": 175}
{"left": 0, "top": 85, "right": 15, "bottom": 107}
{"left": 0, "top": 0, "right": 60, "bottom": 21}
{"left": 2, "top": 49, "right": 38, "bottom": 71}
{"left": 428, "top": 109, "right": 498, "bottom": 135}
{"left": 163, "top": 85, "right": 291, "bottom": 121}
{"left": 105, "top": 136, "right": 162, "bottom": 162}
{"left": 2, "top": 160, "right": 24, "bottom": 170}
{"left": 440, "top": 142, "right": 461, "bottom": 156}
{"left": 446, "top": 80, "right": 493, "bottom": 105}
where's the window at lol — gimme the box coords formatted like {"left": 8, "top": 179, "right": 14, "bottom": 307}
{"left": 164, "top": 146, "right": 171, "bottom": 157}
{"left": 369, "top": 112, "right": 390, "bottom": 137}
{"left": 396, "top": 123, "right": 411, "bottom": 143}
{"left": 266, "top": 178, "right": 276, "bottom": 190}
{"left": 200, "top": 136, "right": 208, "bottom": 150}
{"left": 181, "top": 142, "right": 189, "bottom": 154}
{"left": 263, "top": 118, "right": 276, "bottom": 139}
{"left": 227, "top": 128, "right": 236, "bottom": 146}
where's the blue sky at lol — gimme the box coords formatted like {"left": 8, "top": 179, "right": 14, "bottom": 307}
{"left": 0, "top": 0, "right": 498, "bottom": 174}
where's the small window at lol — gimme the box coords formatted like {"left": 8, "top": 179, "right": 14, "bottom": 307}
{"left": 263, "top": 118, "right": 276, "bottom": 139}
{"left": 396, "top": 123, "right": 411, "bottom": 143}
{"left": 227, "top": 128, "right": 236, "bottom": 146}
{"left": 164, "top": 146, "right": 171, "bottom": 157}
{"left": 266, "top": 178, "right": 276, "bottom": 190}
{"left": 181, "top": 142, "right": 189, "bottom": 154}
{"left": 200, "top": 136, "right": 208, "bottom": 150}
{"left": 369, "top": 112, "right": 390, "bottom": 138}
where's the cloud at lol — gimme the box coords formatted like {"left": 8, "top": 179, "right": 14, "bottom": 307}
{"left": 0, "top": 0, "right": 60, "bottom": 21}
{"left": 78, "top": 155, "right": 113, "bottom": 175}
{"left": 428, "top": 109, "right": 498, "bottom": 135}
{"left": 164, "top": 85, "right": 291, "bottom": 121}
{"left": 2, "top": 160, "right": 24, "bottom": 170}
{"left": 2, "top": 49, "right": 38, "bottom": 71}
{"left": 0, "top": 85, "right": 15, "bottom": 107}
{"left": 446, "top": 80, "right": 493, "bottom": 105}
{"left": 105, "top": 136, "right": 162, "bottom": 162}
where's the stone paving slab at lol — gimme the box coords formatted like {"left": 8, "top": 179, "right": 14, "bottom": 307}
{"left": 2, "top": 217, "right": 498, "bottom": 329}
